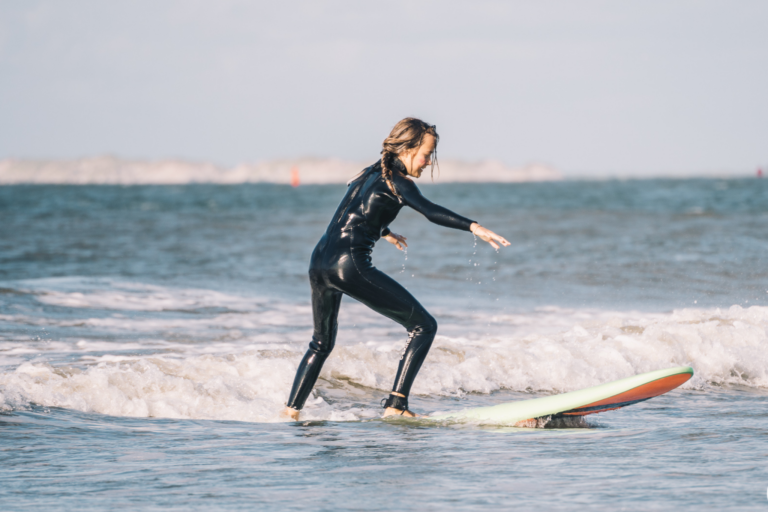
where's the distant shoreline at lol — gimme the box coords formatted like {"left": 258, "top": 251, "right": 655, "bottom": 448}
{"left": 0, "top": 156, "right": 758, "bottom": 185}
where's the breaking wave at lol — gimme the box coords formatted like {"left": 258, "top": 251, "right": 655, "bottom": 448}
{"left": 1, "top": 278, "right": 766, "bottom": 422}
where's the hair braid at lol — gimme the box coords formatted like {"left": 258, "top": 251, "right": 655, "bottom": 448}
{"left": 380, "top": 151, "right": 398, "bottom": 198}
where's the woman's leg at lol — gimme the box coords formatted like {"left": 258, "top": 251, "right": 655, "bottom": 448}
{"left": 331, "top": 265, "right": 437, "bottom": 404}
{"left": 285, "top": 273, "right": 343, "bottom": 411}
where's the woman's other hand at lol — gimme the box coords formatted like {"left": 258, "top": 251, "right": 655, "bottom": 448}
{"left": 470, "top": 223, "right": 510, "bottom": 250}
{"left": 384, "top": 232, "right": 408, "bottom": 251}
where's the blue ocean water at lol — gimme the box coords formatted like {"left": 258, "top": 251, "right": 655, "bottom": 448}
{"left": 1, "top": 179, "right": 768, "bottom": 510}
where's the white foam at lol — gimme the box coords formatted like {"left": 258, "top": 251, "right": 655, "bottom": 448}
{"left": 0, "top": 156, "right": 561, "bottom": 184}
{"left": 1, "top": 305, "right": 766, "bottom": 422}
{"left": 324, "top": 305, "right": 768, "bottom": 396}
{"left": 0, "top": 355, "right": 298, "bottom": 422}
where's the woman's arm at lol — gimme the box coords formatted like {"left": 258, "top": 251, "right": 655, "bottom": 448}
{"left": 396, "top": 176, "right": 510, "bottom": 249}
{"left": 397, "top": 177, "right": 475, "bottom": 231}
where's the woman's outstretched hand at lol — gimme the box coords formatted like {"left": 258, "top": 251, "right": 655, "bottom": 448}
{"left": 384, "top": 232, "right": 408, "bottom": 251}
{"left": 470, "top": 223, "right": 510, "bottom": 250}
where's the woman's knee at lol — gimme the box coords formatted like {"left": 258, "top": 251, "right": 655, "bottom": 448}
{"left": 412, "top": 311, "right": 437, "bottom": 336}
{"left": 309, "top": 336, "right": 334, "bottom": 356}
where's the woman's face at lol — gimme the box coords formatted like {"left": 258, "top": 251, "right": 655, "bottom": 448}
{"left": 399, "top": 134, "right": 436, "bottom": 178}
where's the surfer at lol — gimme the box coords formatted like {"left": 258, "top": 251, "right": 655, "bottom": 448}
{"left": 282, "top": 118, "right": 510, "bottom": 420}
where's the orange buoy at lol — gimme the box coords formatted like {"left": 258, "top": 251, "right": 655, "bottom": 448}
{"left": 291, "top": 167, "right": 300, "bottom": 187}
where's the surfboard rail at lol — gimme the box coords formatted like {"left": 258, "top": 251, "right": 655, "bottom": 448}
{"left": 428, "top": 366, "right": 693, "bottom": 425}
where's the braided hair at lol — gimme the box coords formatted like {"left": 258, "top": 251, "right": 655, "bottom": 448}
{"left": 380, "top": 118, "right": 440, "bottom": 201}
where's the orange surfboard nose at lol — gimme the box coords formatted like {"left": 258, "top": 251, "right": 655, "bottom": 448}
{"left": 563, "top": 372, "right": 692, "bottom": 416}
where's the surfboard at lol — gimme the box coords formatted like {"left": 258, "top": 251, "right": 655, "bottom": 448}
{"left": 426, "top": 366, "right": 693, "bottom": 425}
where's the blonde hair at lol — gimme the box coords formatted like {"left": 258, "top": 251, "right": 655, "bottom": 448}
{"left": 381, "top": 118, "right": 439, "bottom": 199}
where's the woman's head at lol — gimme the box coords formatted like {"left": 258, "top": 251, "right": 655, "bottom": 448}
{"left": 382, "top": 118, "right": 439, "bottom": 178}
{"left": 380, "top": 118, "right": 439, "bottom": 198}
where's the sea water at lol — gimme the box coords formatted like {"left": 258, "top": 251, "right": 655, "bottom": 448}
{"left": 1, "top": 179, "right": 767, "bottom": 510}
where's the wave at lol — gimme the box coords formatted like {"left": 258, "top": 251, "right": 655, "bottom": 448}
{"left": 0, "top": 156, "right": 561, "bottom": 185}
{"left": 2, "top": 280, "right": 767, "bottom": 422}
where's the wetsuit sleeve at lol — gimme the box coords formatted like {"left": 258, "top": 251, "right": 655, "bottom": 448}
{"left": 381, "top": 227, "right": 391, "bottom": 237}
{"left": 396, "top": 176, "right": 475, "bottom": 231}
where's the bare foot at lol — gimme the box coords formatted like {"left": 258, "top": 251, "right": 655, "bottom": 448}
{"left": 280, "top": 407, "right": 300, "bottom": 421}
{"left": 382, "top": 407, "right": 419, "bottom": 418}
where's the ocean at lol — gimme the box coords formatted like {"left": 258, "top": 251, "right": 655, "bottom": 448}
{"left": 1, "top": 178, "right": 767, "bottom": 510}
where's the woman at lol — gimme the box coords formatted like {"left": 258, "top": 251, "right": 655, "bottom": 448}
{"left": 282, "top": 118, "right": 509, "bottom": 420}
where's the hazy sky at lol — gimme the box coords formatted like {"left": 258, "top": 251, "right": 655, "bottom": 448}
{"left": 1, "top": 1, "right": 766, "bottom": 175}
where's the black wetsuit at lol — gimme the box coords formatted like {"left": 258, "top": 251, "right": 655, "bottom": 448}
{"left": 286, "top": 158, "right": 475, "bottom": 410}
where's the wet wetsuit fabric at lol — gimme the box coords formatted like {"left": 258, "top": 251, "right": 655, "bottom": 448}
{"left": 286, "top": 158, "right": 475, "bottom": 410}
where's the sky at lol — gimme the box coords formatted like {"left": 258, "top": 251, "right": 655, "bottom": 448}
{"left": 0, "top": 0, "right": 766, "bottom": 176}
